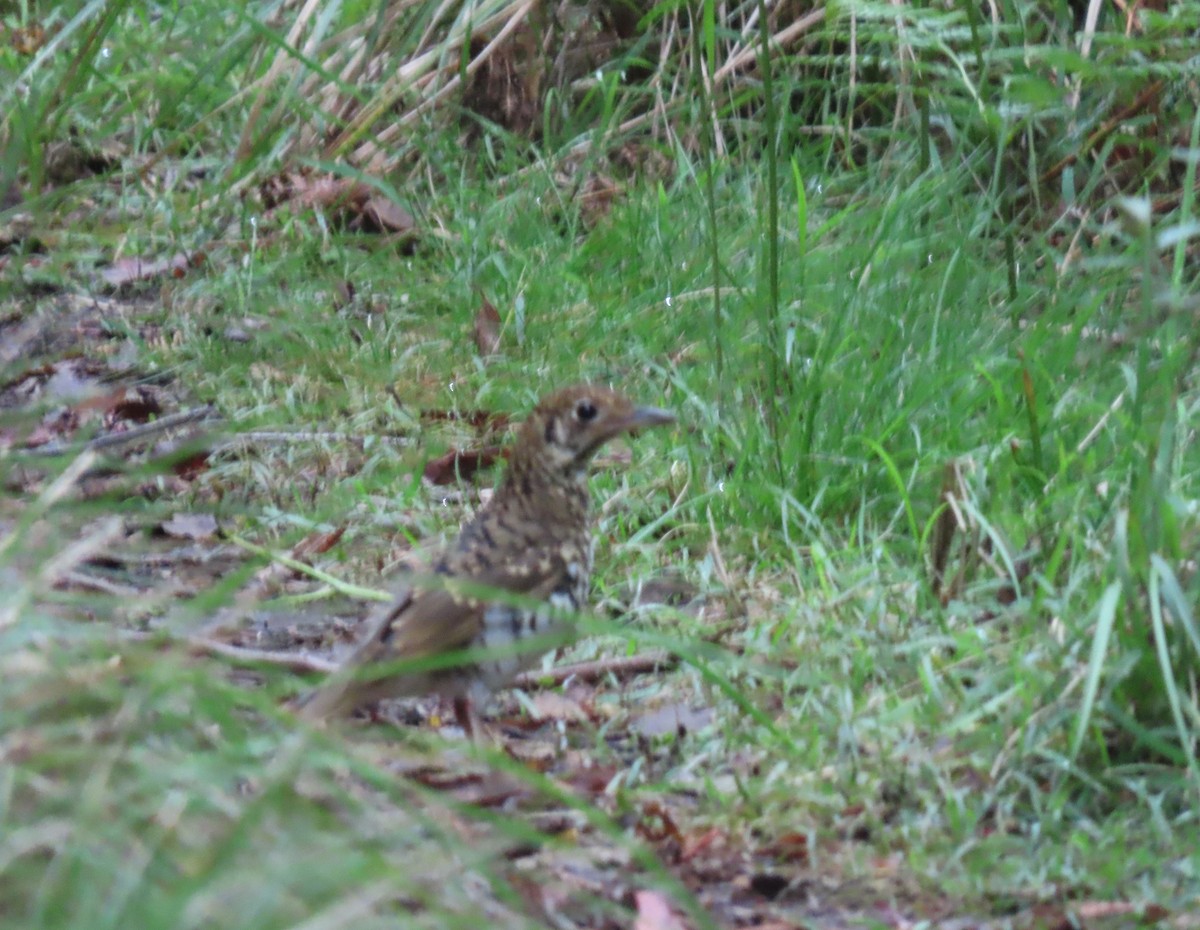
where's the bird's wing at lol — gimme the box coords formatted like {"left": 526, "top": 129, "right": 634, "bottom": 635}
{"left": 374, "top": 547, "right": 573, "bottom": 659}
{"left": 296, "top": 549, "right": 571, "bottom": 721}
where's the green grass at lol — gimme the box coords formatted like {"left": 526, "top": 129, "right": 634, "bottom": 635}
{"left": 3, "top": 0, "right": 1199, "bottom": 925}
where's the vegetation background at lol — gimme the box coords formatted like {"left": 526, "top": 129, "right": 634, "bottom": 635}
{"left": 1, "top": 0, "right": 1198, "bottom": 926}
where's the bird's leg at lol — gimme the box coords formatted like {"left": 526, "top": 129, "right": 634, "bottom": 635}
{"left": 453, "top": 695, "right": 480, "bottom": 743}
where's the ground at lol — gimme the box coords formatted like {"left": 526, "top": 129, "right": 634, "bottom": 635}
{"left": 2, "top": 2, "right": 1199, "bottom": 928}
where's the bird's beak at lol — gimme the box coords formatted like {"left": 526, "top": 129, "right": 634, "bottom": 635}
{"left": 623, "top": 405, "right": 675, "bottom": 433}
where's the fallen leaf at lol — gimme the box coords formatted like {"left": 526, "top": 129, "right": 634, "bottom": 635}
{"left": 76, "top": 385, "right": 162, "bottom": 424}
{"left": 407, "top": 766, "right": 535, "bottom": 808}
{"left": 474, "top": 294, "right": 502, "bottom": 357}
{"left": 149, "top": 435, "right": 213, "bottom": 481}
{"left": 259, "top": 170, "right": 417, "bottom": 242}
{"left": 633, "top": 890, "right": 688, "bottom": 930}
{"left": 559, "top": 761, "right": 620, "bottom": 796}
{"left": 170, "top": 450, "right": 212, "bottom": 480}
{"left": 630, "top": 701, "right": 714, "bottom": 738}
{"left": 108, "top": 390, "right": 162, "bottom": 424}
{"left": 679, "top": 827, "right": 725, "bottom": 862}
{"left": 360, "top": 196, "right": 415, "bottom": 235}
{"left": 503, "top": 738, "right": 557, "bottom": 772}
{"left": 270, "top": 172, "right": 355, "bottom": 210}
{"left": 760, "top": 831, "right": 809, "bottom": 865}
{"left": 636, "top": 801, "right": 684, "bottom": 846}
{"left": 10, "top": 22, "right": 46, "bottom": 54}
{"left": 1076, "top": 901, "right": 1169, "bottom": 922}
{"left": 158, "top": 512, "right": 219, "bottom": 541}
{"left": 423, "top": 445, "right": 506, "bottom": 485}
{"left": 100, "top": 252, "right": 197, "bottom": 288}
{"left": 525, "top": 691, "right": 589, "bottom": 723}
{"left": 291, "top": 526, "right": 345, "bottom": 558}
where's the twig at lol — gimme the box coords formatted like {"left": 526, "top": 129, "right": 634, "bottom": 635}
{"left": 23, "top": 405, "right": 218, "bottom": 457}
{"left": 123, "top": 630, "right": 339, "bottom": 674}
{"left": 712, "top": 8, "right": 826, "bottom": 87}
{"left": 57, "top": 569, "right": 144, "bottom": 598}
{"left": 191, "top": 638, "right": 339, "bottom": 673}
{"left": 125, "top": 632, "right": 672, "bottom": 688}
{"left": 513, "top": 651, "right": 676, "bottom": 688}
{"left": 217, "top": 430, "right": 412, "bottom": 450}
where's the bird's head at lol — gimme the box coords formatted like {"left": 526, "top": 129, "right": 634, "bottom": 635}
{"left": 516, "top": 384, "right": 674, "bottom": 477}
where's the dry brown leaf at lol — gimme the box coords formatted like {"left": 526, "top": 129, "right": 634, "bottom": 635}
{"left": 630, "top": 701, "right": 714, "bottom": 739}
{"left": 558, "top": 760, "right": 620, "bottom": 796}
{"left": 636, "top": 801, "right": 684, "bottom": 846}
{"left": 633, "top": 890, "right": 688, "bottom": 930}
{"left": 292, "top": 526, "right": 346, "bottom": 558}
{"left": 407, "top": 766, "right": 535, "bottom": 808}
{"left": 360, "top": 196, "right": 415, "bottom": 235}
{"left": 525, "top": 691, "right": 589, "bottom": 724}
{"left": 260, "top": 170, "right": 416, "bottom": 241}
{"left": 1075, "top": 900, "right": 1169, "bottom": 922}
{"left": 423, "top": 445, "right": 506, "bottom": 485}
{"left": 158, "top": 512, "right": 219, "bottom": 541}
{"left": 474, "top": 294, "right": 502, "bottom": 357}
{"left": 76, "top": 385, "right": 163, "bottom": 424}
{"left": 10, "top": 22, "right": 46, "bottom": 54}
{"left": 678, "top": 827, "right": 726, "bottom": 863}
{"left": 760, "top": 831, "right": 810, "bottom": 866}
{"left": 100, "top": 252, "right": 197, "bottom": 288}
{"left": 147, "top": 435, "right": 213, "bottom": 481}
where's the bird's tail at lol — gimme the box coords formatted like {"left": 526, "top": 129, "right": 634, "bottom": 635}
{"left": 291, "top": 635, "right": 387, "bottom": 722}
{"left": 292, "top": 672, "right": 357, "bottom": 722}
{"left": 292, "top": 588, "right": 421, "bottom": 722}
{"left": 294, "top": 666, "right": 435, "bottom": 722}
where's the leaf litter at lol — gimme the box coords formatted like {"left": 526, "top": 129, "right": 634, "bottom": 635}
{"left": 3, "top": 288, "right": 1155, "bottom": 929}
{"left": 474, "top": 291, "right": 503, "bottom": 357}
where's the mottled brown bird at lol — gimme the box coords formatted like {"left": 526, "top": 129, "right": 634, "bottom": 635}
{"left": 298, "top": 384, "right": 674, "bottom": 736}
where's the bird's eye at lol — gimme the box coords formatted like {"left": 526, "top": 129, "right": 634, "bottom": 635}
{"left": 575, "top": 399, "right": 597, "bottom": 421}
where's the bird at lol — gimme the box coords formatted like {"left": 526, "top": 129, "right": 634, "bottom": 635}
{"left": 297, "top": 383, "right": 674, "bottom": 738}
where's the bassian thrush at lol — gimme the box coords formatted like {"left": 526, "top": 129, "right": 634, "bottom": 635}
{"left": 298, "top": 384, "right": 674, "bottom": 737}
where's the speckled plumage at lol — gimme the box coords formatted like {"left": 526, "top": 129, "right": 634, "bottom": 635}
{"left": 298, "top": 384, "right": 673, "bottom": 734}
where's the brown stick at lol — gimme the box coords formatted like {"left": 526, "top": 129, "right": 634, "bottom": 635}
{"left": 513, "top": 651, "right": 676, "bottom": 688}
{"left": 124, "top": 633, "right": 673, "bottom": 687}
{"left": 122, "top": 631, "right": 338, "bottom": 674}
{"left": 24, "top": 405, "right": 218, "bottom": 456}
{"left": 1040, "top": 80, "right": 1164, "bottom": 188}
